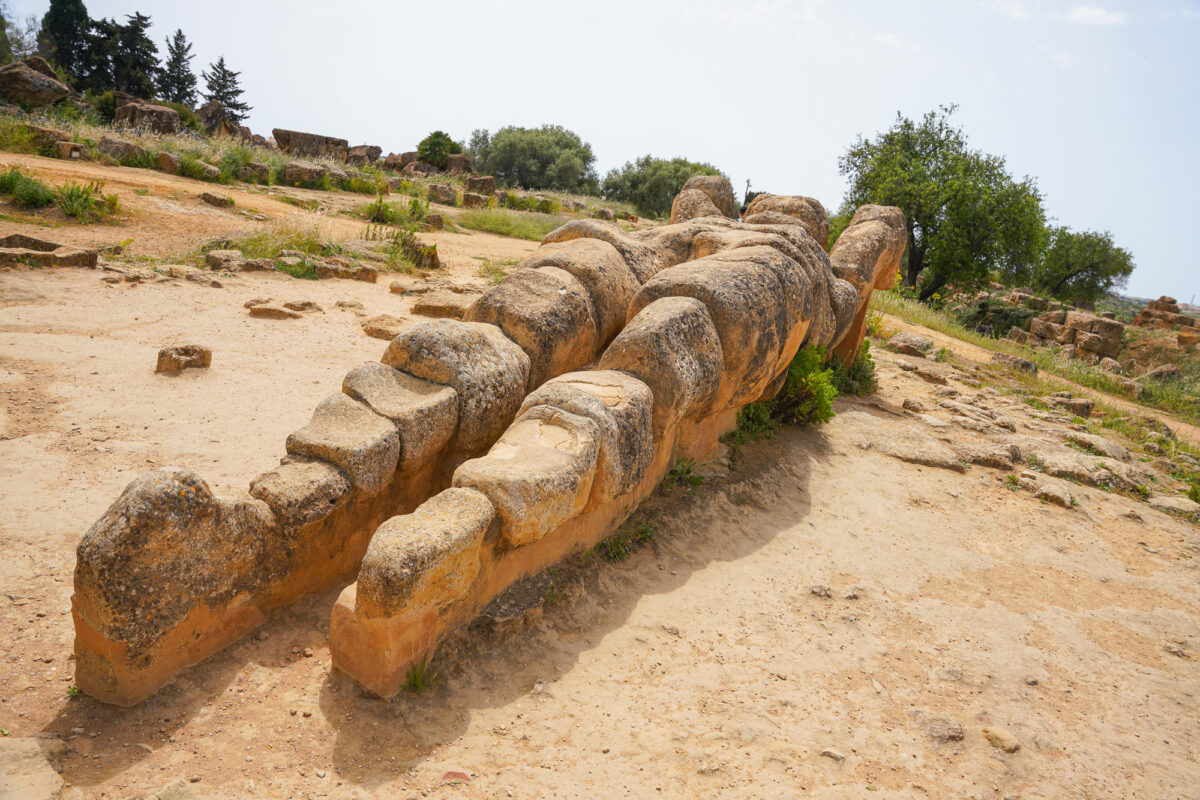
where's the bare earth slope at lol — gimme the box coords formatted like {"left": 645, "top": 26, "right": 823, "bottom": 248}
{"left": 2, "top": 159, "right": 1199, "bottom": 799}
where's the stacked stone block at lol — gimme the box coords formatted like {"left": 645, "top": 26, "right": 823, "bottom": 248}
{"left": 1011, "top": 309, "right": 1125, "bottom": 365}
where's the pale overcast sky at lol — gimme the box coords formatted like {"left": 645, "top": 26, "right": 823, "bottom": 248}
{"left": 11, "top": 0, "right": 1199, "bottom": 300}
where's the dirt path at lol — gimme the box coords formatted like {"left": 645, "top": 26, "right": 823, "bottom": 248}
{"left": 885, "top": 313, "right": 1200, "bottom": 447}
{"left": 2, "top": 262, "right": 1198, "bottom": 798}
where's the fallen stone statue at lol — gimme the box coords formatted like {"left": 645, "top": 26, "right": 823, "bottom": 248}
{"left": 71, "top": 175, "right": 906, "bottom": 705}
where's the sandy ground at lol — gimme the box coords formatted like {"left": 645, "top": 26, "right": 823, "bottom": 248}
{"left": 2, "top": 158, "right": 1200, "bottom": 799}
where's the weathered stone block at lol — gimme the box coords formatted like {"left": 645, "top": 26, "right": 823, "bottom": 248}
{"left": 597, "top": 296, "right": 723, "bottom": 437}
{"left": 519, "top": 370, "right": 654, "bottom": 507}
{"left": 342, "top": 362, "right": 458, "bottom": 473}
{"left": 464, "top": 267, "right": 599, "bottom": 389}
{"left": 453, "top": 405, "right": 600, "bottom": 548}
{"left": 285, "top": 394, "right": 400, "bottom": 495}
{"left": 356, "top": 488, "right": 496, "bottom": 617}
{"left": 382, "top": 320, "right": 530, "bottom": 456}
{"left": 249, "top": 460, "right": 352, "bottom": 529}
{"left": 520, "top": 238, "right": 641, "bottom": 346}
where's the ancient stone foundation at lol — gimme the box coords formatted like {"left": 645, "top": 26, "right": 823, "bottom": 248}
{"left": 1133, "top": 296, "right": 1197, "bottom": 330}
{"left": 1010, "top": 309, "right": 1126, "bottom": 366}
{"left": 72, "top": 180, "right": 905, "bottom": 705}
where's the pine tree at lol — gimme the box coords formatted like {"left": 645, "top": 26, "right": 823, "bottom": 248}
{"left": 157, "top": 28, "right": 197, "bottom": 106}
{"left": 0, "top": 6, "right": 13, "bottom": 66}
{"left": 77, "top": 16, "right": 119, "bottom": 94}
{"left": 112, "top": 12, "right": 157, "bottom": 98}
{"left": 201, "top": 56, "right": 250, "bottom": 123}
{"left": 36, "top": 0, "right": 89, "bottom": 80}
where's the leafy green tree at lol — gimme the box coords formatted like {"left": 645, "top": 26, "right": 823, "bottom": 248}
{"left": 1031, "top": 227, "right": 1134, "bottom": 305}
{"left": 416, "top": 130, "right": 462, "bottom": 169}
{"left": 479, "top": 125, "right": 598, "bottom": 193}
{"left": 201, "top": 56, "right": 250, "bottom": 123}
{"left": 464, "top": 128, "right": 490, "bottom": 172}
{"left": 156, "top": 28, "right": 197, "bottom": 106}
{"left": 0, "top": 4, "right": 13, "bottom": 65}
{"left": 112, "top": 12, "right": 157, "bottom": 97}
{"left": 839, "top": 105, "right": 1046, "bottom": 300}
{"left": 601, "top": 155, "right": 724, "bottom": 218}
{"left": 36, "top": 0, "right": 89, "bottom": 80}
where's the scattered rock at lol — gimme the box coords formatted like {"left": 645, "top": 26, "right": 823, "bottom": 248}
{"left": 113, "top": 101, "right": 180, "bottom": 134}
{"left": 98, "top": 134, "right": 149, "bottom": 163}
{"left": 361, "top": 314, "right": 407, "bottom": 341}
{"left": 428, "top": 184, "right": 457, "bottom": 206}
{"left": 156, "top": 151, "right": 180, "bottom": 174}
{"left": 0, "top": 60, "right": 71, "bottom": 107}
{"left": 411, "top": 290, "right": 476, "bottom": 320}
{"left": 55, "top": 140, "right": 85, "bottom": 160}
{"left": 283, "top": 300, "right": 322, "bottom": 313}
{"left": 1052, "top": 396, "right": 1094, "bottom": 418}
{"left": 901, "top": 398, "right": 926, "bottom": 412}
{"left": 335, "top": 299, "right": 366, "bottom": 313}
{"left": 0, "top": 737, "right": 64, "bottom": 800}
{"left": 426, "top": 213, "right": 444, "bottom": 231}
{"left": 200, "top": 192, "right": 233, "bottom": 208}
{"left": 819, "top": 748, "right": 846, "bottom": 762}
{"left": 156, "top": 345, "right": 212, "bottom": 374}
{"left": 1142, "top": 364, "right": 1181, "bottom": 383}
{"left": 462, "top": 192, "right": 487, "bottom": 209}
{"left": 990, "top": 352, "right": 1038, "bottom": 375}
{"left": 273, "top": 128, "right": 349, "bottom": 161}
{"left": 810, "top": 585, "right": 832, "bottom": 598}
{"left": 889, "top": 332, "right": 934, "bottom": 356}
{"left": 982, "top": 726, "right": 1021, "bottom": 753}
{"left": 248, "top": 303, "right": 302, "bottom": 320}
{"left": 284, "top": 160, "right": 329, "bottom": 185}
{"left": 466, "top": 175, "right": 496, "bottom": 195}
{"left": 204, "top": 249, "right": 244, "bottom": 270}
{"left": 926, "top": 716, "right": 965, "bottom": 742}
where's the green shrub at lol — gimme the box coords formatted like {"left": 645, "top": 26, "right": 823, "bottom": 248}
{"left": 340, "top": 173, "right": 379, "bottom": 194}
{"left": 1189, "top": 484, "right": 1200, "bottom": 504}
{"left": 178, "top": 151, "right": 217, "bottom": 182}
{"left": 55, "top": 181, "right": 120, "bottom": 222}
{"left": 0, "top": 166, "right": 24, "bottom": 194}
{"left": 416, "top": 130, "right": 462, "bottom": 169}
{"left": 773, "top": 345, "right": 837, "bottom": 425}
{"left": 728, "top": 401, "right": 779, "bottom": 446}
{"left": 457, "top": 208, "right": 563, "bottom": 241}
{"left": 363, "top": 195, "right": 401, "bottom": 224}
{"left": 10, "top": 172, "right": 55, "bottom": 209}
{"left": 831, "top": 341, "right": 879, "bottom": 397}
{"left": 534, "top": 196, "right": 559, "bottom": 214}
{"left": 274, "top": 258, "right": 319, "bottom": 280}
{"left": 156, "top": 100, "right": 203, "bottom": 133}
{"left": 93, "top": 91, "right": 118, "bottom": 122}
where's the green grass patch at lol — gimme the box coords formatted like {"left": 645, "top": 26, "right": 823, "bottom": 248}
{"left": 456, "top": 208, "right": 563, "bottom": 241}
{"left": 661, "top": 458, "right": 705, "bottom": 494}
{"left": 55, "top": 181, "right": 120, "bottom": 223}
{"left": 831, "top": 341, "right": 879, "bottom": 397}
{"left": 595, "top": 518, "right": 656, "bottom": 562}
{"left": 403, "top": 657, "right": 438, "bottom": 693}
{"left": 475, "top": 256, "right": 519, "bottom": 284}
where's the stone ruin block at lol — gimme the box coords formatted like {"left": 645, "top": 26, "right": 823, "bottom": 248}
{"left": 744, "top": 193, "right": 829, "bottom": 248}
{"left": 453, "top": 405, "right": 600, "bottom": 549}
{"left": 519, "top": 238, "right": 641, "bottom": 346}
{"left": 341, "top": 362, "right": 458, "bottom": 474}
{"left": 464, "top": 267, "right": 600, "bottom": 389}
{"left": 382, "top": 320, "right": 530, "bottom": 457}
{"left": 273, "top": 128, "right": 350, "bottom": 161}
{"left": 598, "top": 296, "right": 723, "bottom": 438}
{"left": 285, "top": 394, "right": 400, "bottom": 496}
{"left": 155, "top": 345, "right": 211, "bottom": 373}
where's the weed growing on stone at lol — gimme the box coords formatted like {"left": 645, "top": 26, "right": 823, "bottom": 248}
{"left": 595, "top": 519, "right": 656, "bottom": 562}
{"left": 831, "top": 341, "right": 879, "bottom": 397}
{"left": 1027, "top": 454, "right": 1045, "bottom": 471}
{"left": 1005, "top": 474, "right": 1022, "bottom": 490}
{"left": 403, "top": 658, "right": 438, "bottom": 693}
{"left": 1189, "top": 485, "right": 1200, "bottom": 504}
{"left": 661, "top": 459, "right": 704, "bottom": 494}
{"left": 475, "top": 257, "right": 519, "bottom": 284}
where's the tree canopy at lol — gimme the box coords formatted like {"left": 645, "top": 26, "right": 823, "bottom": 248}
{"left": 601, "top": 155, "right": 724, "bottom": 219}
{"left": 156, "top": 28, "right": 196, "bottom": 106}
{"left": 202, "top": 56, "right": 250, "bottom": 122}
{"left": 471, "top": 125, "right": 598, "bottom": 194}
{"left": 112, "top": 12, "right": 157, "bottom": 97}
{"left": 1031, "top": 227, "right": 1135, "bottom": 305}
{"left": 416, "top": 130, "right": 461, "bottom": 169}
{"left": 839, "top": 105, "right": 1046, "bottom": 300}
{"left": 36, "top": 0, "right": 88, "bottom": 79}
